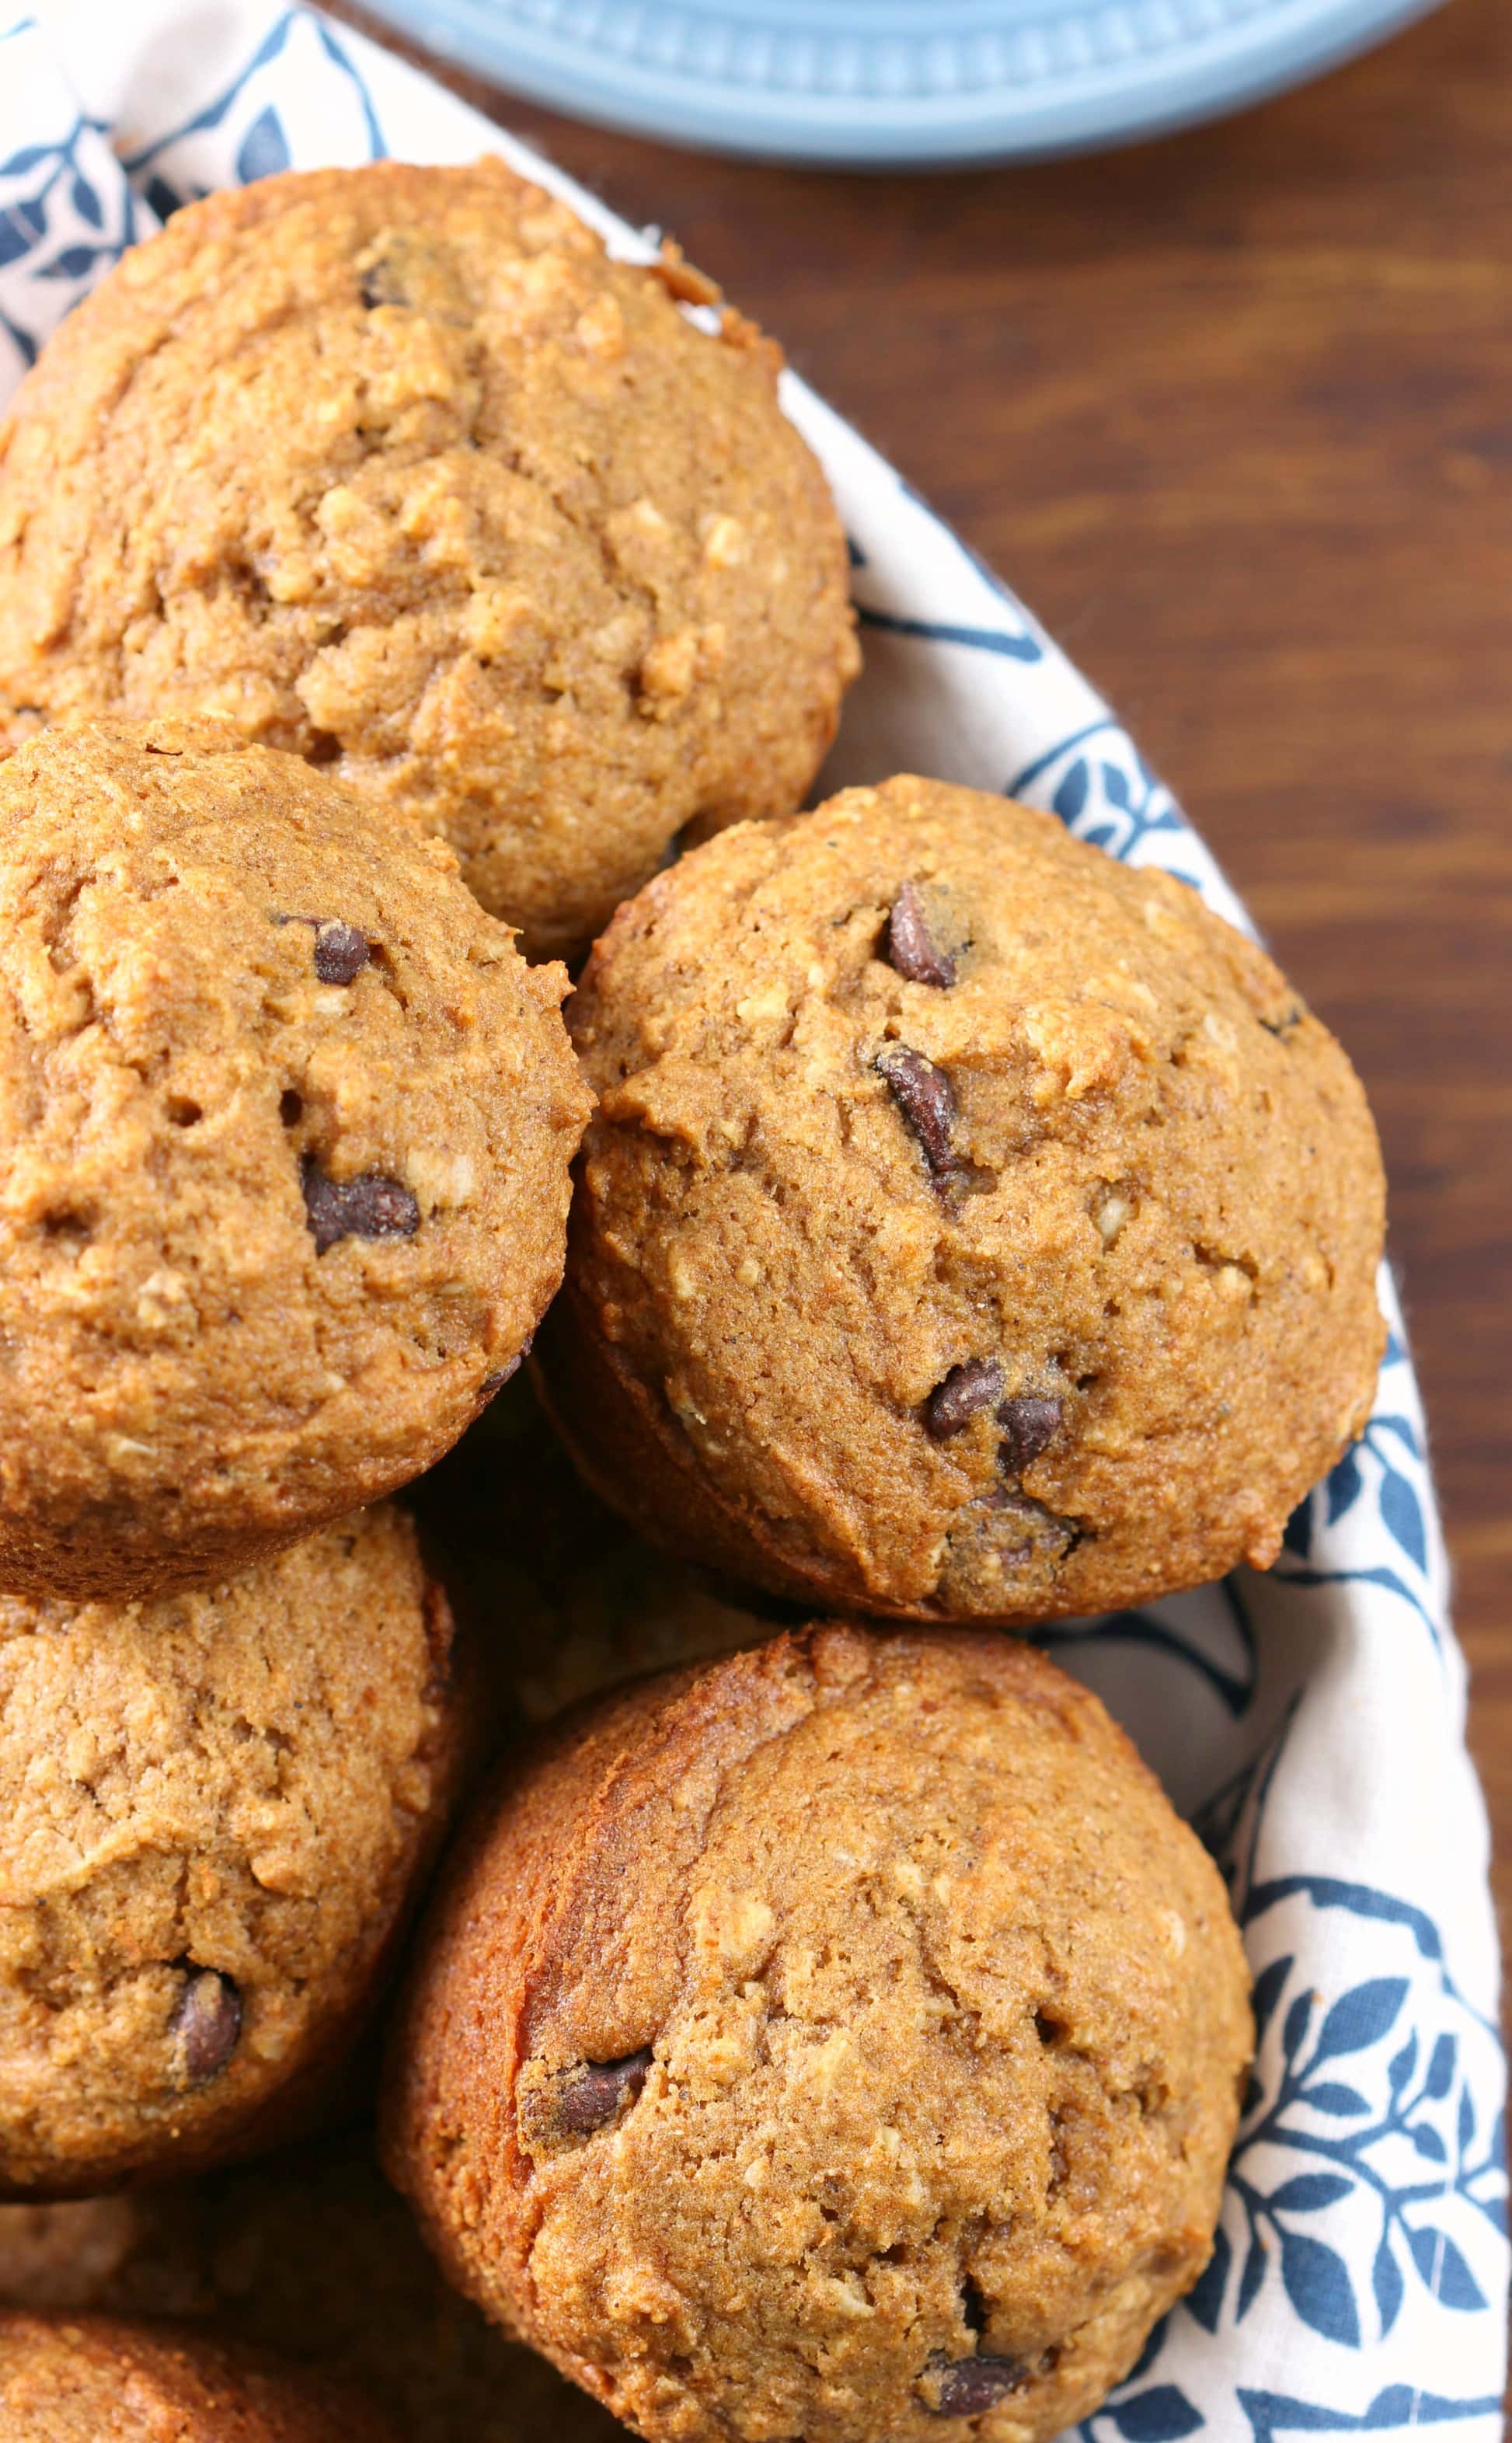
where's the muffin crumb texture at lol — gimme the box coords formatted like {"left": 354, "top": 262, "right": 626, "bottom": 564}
{"left": 0, "top": 1505, "right": 464, "bottom": 2195}
{"left": 0, "top": 716, "right": 589, "bottom": 1598}
{"left": 0, "top": 160, "right": 858, "bottom": 960}
{"left": 385, "top": 1625, "right": 1253, "bottom": 2443}
{"left": 542, "top": 775, "right": 1387, "bottom": 1621}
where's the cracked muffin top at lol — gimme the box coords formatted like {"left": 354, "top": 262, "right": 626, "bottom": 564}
{"left": 539, "top": 775, "right": 1386, "bottom": 1622}
{"left": 0, "top": 2310, "right": 394, "bottom": 2441}
{"left": 0, "top": 1504, "right": 467, "bottom": 2198}
{"left": 0, "top": 159, "right": 858, "bottom": 963}
{"left": 0, "top": 718, "right": 589, "bottom": 1599}
{"left": 382, "top": 1624, "right": 1252, "bottom": 2443}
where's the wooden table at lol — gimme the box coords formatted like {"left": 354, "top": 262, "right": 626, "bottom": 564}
{"left": 334, "top": 0, "right": 1512, "bottom": 1994}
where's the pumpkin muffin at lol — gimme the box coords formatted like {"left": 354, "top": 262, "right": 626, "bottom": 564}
{"left": 0, "top": 718, "right": 589, "bottom": 1598}
{"left": 384, "top": 1624, "right": 1252, "bottom": 2443}
{"left": 539, "top": 775, "right": 1386, "bottom": 1622}
{"left": 0, "top": 1505, "right": 467, "bottom": 2196}
{"left": 0, "top": 160, "right": 858, "bottom": 961}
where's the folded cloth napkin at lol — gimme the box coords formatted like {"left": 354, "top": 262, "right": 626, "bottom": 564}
{"left": 1, "top": 8, "right": 1506, "bottom": 2431}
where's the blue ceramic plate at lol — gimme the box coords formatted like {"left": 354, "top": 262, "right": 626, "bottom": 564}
{"left": 361, "top": 0, "right": 1443, "bottom": 164}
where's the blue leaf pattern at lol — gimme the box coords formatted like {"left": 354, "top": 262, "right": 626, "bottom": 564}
{"left": 1406, "top": 2226, "right": 1487, "bottom": 2312}
{"left": 1251, "top": 1956, "right": 1294, "bottom": 2047}
{"left": 1110, "top": 2386, "right": 1206, "bottom": 2440}
{"left": 0, "top": 9, "right": 1505, "bottom": 2438}
{"left": 1271, "top": 2175, "right": 1355, "bottom": 2215}
{"left": 1372, "top": 2236, "right": 1405, "bottom": 2334}
{"left": 1308, "top": 2085, "right": 1370, "bottom": 2118}
{"left": 1315, "top": 1979, "right": 1409, "bottom": 2062}
{"left": 1378, "top": 1470, "right": 1427, "bottom": 1573}
{"left": 235, "top": 103, "right": 290, "bottom": 183}
{"left": 1280, "top": 2229, "right": 1361, "bottom": 2346}
{"left": 1184, "top": 2222, "right": 1231, "bottom": 2336}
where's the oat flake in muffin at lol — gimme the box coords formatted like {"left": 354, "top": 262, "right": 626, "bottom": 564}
{"left": 540, "top": 774, "right": 1386, "bottom": 1622}
{"left": 0, "top": 161, "right": 858, "bottom": 961}
{"left": 385, "top": 1624, "right": 1252, "bottom": 2443}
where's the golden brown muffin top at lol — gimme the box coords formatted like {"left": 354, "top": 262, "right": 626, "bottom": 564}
{"left": 545, "top": 775, "right": 1385, "bottom": 1621}
{"left": 0, "top": 716, "right": 589, "bottom": 1598}
{"left": 385, "top": 1624, "right": 1252, "bottom": 2443}
{"left": 0, "top": 159, "right": 858, "bottom": 960}
{"left": 0, "top": 1505, "right": 463, "bottom": 2196}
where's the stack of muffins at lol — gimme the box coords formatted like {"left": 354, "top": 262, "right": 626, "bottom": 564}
{"left": 0, "top": 162, "right": 1387, "bottom": 2443}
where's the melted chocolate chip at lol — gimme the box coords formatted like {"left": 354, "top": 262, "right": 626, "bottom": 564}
{"left": 997, "top": 1395, "right": 1063, "bottom": 1476}
{"left": 301, "top": 1157, "right": 420, "bottom": 1255}
{"left": 983, "top": 1490, "right": 1078, "bottom": 1565}
{"left": 312, "top": 922, "right": 371, "bottom": 985}
{"left": 169, "top": 1968, "right": 242, "bottom": 2088}
{"left": 928, "top": 2356, "right": 1031, "bottom": 2417}
{"left": 887, "top": 881, "right": 956, "bottom": 990}
{"left": 558, "top": 2049, "right": 653, "bottom": 2136}
{"left": 925, "top": 1360, "right": 1005, "bottom": 1441}
{"left": 876, "top": 1045, "right": 958, "bottom": 1180}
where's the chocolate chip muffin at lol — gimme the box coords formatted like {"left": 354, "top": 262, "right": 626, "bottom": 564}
{"left": 0, "top": 2312, "right": 392, "bottom": 2441}
{"left": 0, "top": 718, "right": 590, "bottom": 1599}
{"left": 414, "top": 1373, "right": 779, "bottom": 1729}
{"left": 0, "top": 161, "right": 858, "bottom": 963}
{"left": 0, "top": 2132, "right": 619, "bottom": 2443}
{"left": 384, "top": 1625, "right": 1252, "bottom": 2443}
{"left": 0, "top": 1504, "right": 468, "bottom": 2197}
{"left": 539, "top": 776, "right": 1386, "bottom": 1622}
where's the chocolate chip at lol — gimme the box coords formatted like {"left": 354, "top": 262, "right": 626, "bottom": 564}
{"left": 558, "top": 2049, "right": 653, "bottom": 2136}
{"left": 926, "top": 2356, "right": 1030, "bottom": 2417}
{"left": 1259, "top": 1002, "right": 1304, "bottom": 1037}
{"left": 997, "top": 1395, "right": 1063, "bottom": 1475}
{"left": 887, "top": 881, "right": 956, "bottom": 989}
{"left": 312, "top": 922, "right": 371, "bottom": 985}
{"left": 169, "top": 1968, "right": 242, "bottom": 2088}
{"left": 983, "top": 1491, "right": 1078, "bottom": 1565}
{"left": 876, "top": 1044, "right": 958, "bottom": 1180}
{"left": 925, "top": 1360, "right": 1004, "bottom": 1441}
{"left": 479, "top": 1336, "right": 532, "bottom": 1403}
{"left": 273, "top": 912, "right": 373, "bottom": 985}
{"left": 300, "top": 1157, "right": 420, "bottom": 1254}
{"left": 358, "top": 258, "right": 406, "bottom": 309}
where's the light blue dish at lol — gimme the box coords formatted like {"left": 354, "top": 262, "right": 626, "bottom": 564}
{"left": 358, "top": 0, "right": 1443, "bottom": 165}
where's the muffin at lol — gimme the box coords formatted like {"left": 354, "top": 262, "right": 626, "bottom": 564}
{"left": 0, "top": 2131, "right": 620, "bottom": 2443}
{"left": 384, "top": 1624, "right": 1252, "bottom": 2443}
{"left": 0, "top": 718, "right": 590, "bottom": 1598}
{"left": 538, "top": 775, "right": 1386, "bottom": 1622}
{"left": 413, "top": 1373, "right": 780, "bottom": 1729}
{"left": 0, "top": 160, "right": 858, "bottom": 962}
{"left": 0, "top": 2310, "right": 392, "bottom": 2441}
{"left": 0, "top": 1505, "right": 468, "bottom": 2196}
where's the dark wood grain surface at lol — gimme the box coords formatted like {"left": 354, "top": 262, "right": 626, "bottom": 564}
{"left": 334, "top": 0, "right": 1512, "bottom": 1993}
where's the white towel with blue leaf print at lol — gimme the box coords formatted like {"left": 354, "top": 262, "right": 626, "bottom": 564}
{"left": 1, "top": 7, "right": 1506, "bottom": 2435}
